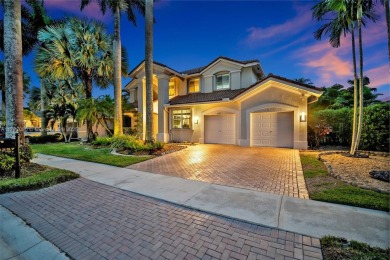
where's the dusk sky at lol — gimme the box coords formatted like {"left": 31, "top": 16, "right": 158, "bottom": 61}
{"left": 1, "top": 0, "right": 389, "bottom": 103}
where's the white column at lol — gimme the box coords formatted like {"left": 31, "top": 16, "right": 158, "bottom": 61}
{"left": 230, "top": 70, "right": 241, "bottom": 90}
{"left": 137, "top": 78, "right": 146, "bottom": 140}
{"left": 157, "top": 75, "right": 170, "bottom": 142}
{"left": 203, "top": 75, "right": 213, "bottom": 93}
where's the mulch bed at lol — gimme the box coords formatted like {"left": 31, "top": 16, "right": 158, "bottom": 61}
{"left": 117, "top": 144, "right": 186, "bottom": 156}
{"left": 319, "top": 153, "right": 390, "bottom": 193}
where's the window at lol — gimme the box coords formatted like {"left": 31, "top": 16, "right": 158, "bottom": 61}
{"left": 169, "top": 80, "right": 176, "bottom": 99}
{"left": 172, "top": 109, "right": 191, "bottom": 129}
{"left": 188, "top": 78, "right": 200, "bottom": 93}
{"left": 216, "top": 73, "right": 230, "bottom": 90}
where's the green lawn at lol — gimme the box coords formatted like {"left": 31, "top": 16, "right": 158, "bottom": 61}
{"left": 300, "top": 153, "right": 389, "bottom": 212}
{"left": 321, "top": 236, "right": 389, "bottom": 259}
{"left": 0, "top": 168, "right": 79, "bottom": 194}
{"left": 32, "top": 143, "right": 150, "bottom": 167}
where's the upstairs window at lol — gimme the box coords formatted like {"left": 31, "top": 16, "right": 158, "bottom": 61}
{"left": 172, "top": 109, "right": 191, "bottom": 129}
{"left": 169, "top": 80, "right": 176, "bottom": 99}
{"left": 216, "top": 73, "right": 230, "bottom": 90}
{"left": 188, "top": 78, "right": 200, "bottom": 93}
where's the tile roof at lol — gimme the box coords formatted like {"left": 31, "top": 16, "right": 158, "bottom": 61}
{"left": 168, "top": 74, "right": 322, "bottom": 105}
{"left": 169, "top": 89, "right": 245, "bottom": 105}
{"left": 181, "top": 56, "right": 259, "bottom": 75}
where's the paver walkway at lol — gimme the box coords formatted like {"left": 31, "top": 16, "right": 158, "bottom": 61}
{"left": 129, "top": 145, "right": 309, "bottom": 199}
{"left": 0, "top": 179, "right": 322, "bottom": 260}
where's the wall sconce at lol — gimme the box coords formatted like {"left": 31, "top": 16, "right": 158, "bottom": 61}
{"left": 300, "top": 112, "right": 306, "bottom": 122}
{"left": 194, "top": 119, "right": 199, "bottom": 125}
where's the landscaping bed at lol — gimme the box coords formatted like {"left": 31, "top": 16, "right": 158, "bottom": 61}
{"left": 116, "top": 143, "right": 186, "bottom": 156}
{"left": 300, "top": 151, "right": 389, "bottom": 211}
{"left": 320, "top": 152, "right": 389, "bottom": 193}
{"left": 0, "top": 163, "right": 79, "bottom": 194}
{"left": 321, "top": 236, "right": 389, "bottom": 260}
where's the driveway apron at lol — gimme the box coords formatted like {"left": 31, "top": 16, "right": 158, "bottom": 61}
{"left": 129, "top": 145, "right": 309, "bottom": 199}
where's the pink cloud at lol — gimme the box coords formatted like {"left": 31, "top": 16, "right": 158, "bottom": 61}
{"left": 244, "top": 6, "right": 312, "bottom": 46}
{"left": 44, "top": 0, "right": 112, "bottom": 22}
{"left": 366, "top": 65, "right": 390, "bottom": 88}
{"left": 301, "top": 51, "right": 352, "bottom": 85}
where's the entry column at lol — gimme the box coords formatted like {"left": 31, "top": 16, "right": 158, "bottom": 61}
{"left": 157, "top": 75, "right": 170, "bottom": 142}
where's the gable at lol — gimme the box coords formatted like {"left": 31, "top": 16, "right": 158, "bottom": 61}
{"left": 201, "top": 60, "right": 243, "bottom": 76}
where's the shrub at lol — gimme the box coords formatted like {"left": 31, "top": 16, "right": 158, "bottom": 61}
{"left": 20, "top": 144, "right": 34, "bottom": 162}
{"left": 308, "top": 103, "right": 389, "bottom": 151}
{"left": 0, "top": 154, "right": 15, "bottom": 172}
{"left": 154, "top": 141, "right": 164, "bottom": 150}
{"left": 92, "top": 137, "right": 113, "bottom": 146}
{"left": 28, "top": 134, "right": 62, "bottom": 144}
{"left": 360, "top": 103, "right": 390, "bottom": 152}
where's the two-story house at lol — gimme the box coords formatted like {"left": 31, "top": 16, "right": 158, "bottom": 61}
{"left": 125, "top": 56, "right": 322, "bottom": 149}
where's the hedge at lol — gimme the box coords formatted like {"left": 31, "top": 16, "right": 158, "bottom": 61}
{"left": 308, "top": 103, "right": 389, "bottom": 152}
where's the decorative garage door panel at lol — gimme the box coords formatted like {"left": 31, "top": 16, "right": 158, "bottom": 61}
{"left": 205, "top": 115, "right": 235, "bottom": 144}
{"left": 251, "top": 112, "right": 293, "bottom": 148}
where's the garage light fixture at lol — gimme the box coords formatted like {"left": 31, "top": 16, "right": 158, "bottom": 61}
{"left": 300, "top": 112, "right": 306, "bottom": 122}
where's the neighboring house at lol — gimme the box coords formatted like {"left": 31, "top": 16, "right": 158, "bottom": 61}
{"left": 125, "top": 56, "right": 322, "bottom": 149}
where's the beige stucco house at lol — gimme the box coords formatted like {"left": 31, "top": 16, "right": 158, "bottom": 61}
{"left": 125, "top": 56, "right": 322, "bottom": 149}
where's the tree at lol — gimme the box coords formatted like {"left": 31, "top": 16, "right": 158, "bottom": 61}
{"left": 145, "top": 0, "right": 154, "bottom": 142}
{"left": 80, "top": 0, "right": 145, "bottom": 137}
{"left": 294, "top": 78, "right": 314, "bottom": 85}
{"left": 1, "top": 0, "right": 52, "bottom": 137}
{"left": 28, "top": 79, "right": 84, "bottom": 142}
{"left": 312, "top": 0, "right": 376, "bottom": 155}
{"left": 76, "top": 96, "right": 114, "bottom": 138}
{"left": 35, "top": 18, "right": 114, "bottom": 141}
{"left": 3, "top": 0, "right": 23, "bottom": 140}
{"left": 310, "top": 77, "right": 382, "bottom": 110}
{"left": 0, "top": 60, "right": 31, "bottom": 121}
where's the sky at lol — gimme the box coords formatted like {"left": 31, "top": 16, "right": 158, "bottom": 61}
{"left": 1, "top": 0, "right": 389, "bottom": 104}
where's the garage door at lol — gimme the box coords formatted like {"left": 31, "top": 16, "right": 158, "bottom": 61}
{"left": 251, "top": 112, "right": 293, "bottom": 147}
{"left": 204, "top": 114, "right": 235, "bottom": 144}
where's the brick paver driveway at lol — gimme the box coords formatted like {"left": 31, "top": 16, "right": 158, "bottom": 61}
{"left": 1, "top": 179, "right": 323, "bottom": 259}
{"left": 129, "top": 145, "right": 308, "bottom": 199}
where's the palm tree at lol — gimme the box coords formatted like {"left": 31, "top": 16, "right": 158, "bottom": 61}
{"left": 145, "top": 0, "right": 154, "bottom": 143}
{"left": 35, "top": 18, "right": 114, "bottom": 141}
{"left": 382, "top": 0, "right": 390, "bottom": 61}
{"left": 1, "top": 0, "right": 52, "bottom": 137}
{"left": 312, "top": 0, "right": 376, "bottom": 154}
{"left": 294, "top": 78, "right": 314, "bottom": 86}
{"left": 80, "top": 0, "right": 145, "bottom": 137}
{"left": 0, "top": 61, "right": 5, "bottom": 121}
{"left": 76, "top": 97, "right": 114, "bottom": 138}
{"left": 3, "top": 0, "right": 23, "bottom": 140}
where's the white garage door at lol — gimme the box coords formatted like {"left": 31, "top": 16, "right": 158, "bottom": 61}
{"left": 204, "top": 114, "right": 235, "bottom": 144}
{"left": 251, "top": 112, "right": 293, "bottom": 147}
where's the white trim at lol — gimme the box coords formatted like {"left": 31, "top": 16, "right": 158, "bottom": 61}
{"left": 235, "top": 78, "right": 322, "bottom": 102}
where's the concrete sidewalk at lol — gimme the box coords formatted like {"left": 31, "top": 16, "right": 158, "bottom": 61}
{"left": 33, "top": 154, "right": 389, "bottom": 248}
{"left": 0, "top": 206, "right": 68, "bottom": 260}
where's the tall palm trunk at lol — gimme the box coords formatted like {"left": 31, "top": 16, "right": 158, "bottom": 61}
{"left": 4, "top": 0, "right": 24, "bottom": 141}
{"left": 1, "top": 85, "right": 5, "bottom": 120}
{"left": 350, "top": 26, "right": 358, "bottom": 155}
{"left": 385, "top": 0, "right": 390, "bottom": 62}
{"left": 354, "top": 0, "right": 364, "bottom": 151}
{"left": 84, "top": 72, "right": 93, "bottom": 141}
{"left": 145, "top": 0, "right": 154, "bottom": 143}
{"left": 40, "top": 80, "right": 47, "bottom": 136}
{"left": 113, "top": 6, "right": 123, "bottom": 136}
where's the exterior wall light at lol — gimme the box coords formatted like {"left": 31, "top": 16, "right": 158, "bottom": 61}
{"left": 300, "top": 112, "right": 306, "bottom": 122}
